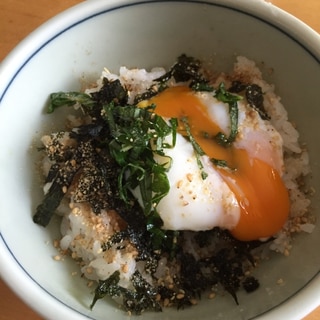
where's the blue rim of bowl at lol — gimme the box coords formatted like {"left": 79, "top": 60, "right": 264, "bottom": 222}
{"left": 0, "top": 1, "right": 319, "bottom": 319}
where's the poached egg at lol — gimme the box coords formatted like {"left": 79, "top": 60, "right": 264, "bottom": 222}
{"left": 138, "top": 86, "right": 290, "bottom": 241}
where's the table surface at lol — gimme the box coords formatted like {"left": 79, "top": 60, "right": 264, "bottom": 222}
{"left": 0, "top": 0, "right": 319, "bottom": 319}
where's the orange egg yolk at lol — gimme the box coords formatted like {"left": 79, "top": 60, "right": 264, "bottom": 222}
{"left": 146, "top": 86, "right": 290, "bottom": 241}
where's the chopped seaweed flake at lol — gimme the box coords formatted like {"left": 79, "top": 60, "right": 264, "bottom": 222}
{"left": 229, "top": 81, "right": 270, "bottom": 120}
{"left": 242, "top": 276, "right": 260, "bottom": 293}
{"left": 91, "top": 270, "right": 162, "bottom": 315}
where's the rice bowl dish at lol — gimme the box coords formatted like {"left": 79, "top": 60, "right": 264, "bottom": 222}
{"left": 33, "top": 54, "right": 313, "bottom": 315}
{"left": 0, "top": 1, "right": 320, "bottom": 319}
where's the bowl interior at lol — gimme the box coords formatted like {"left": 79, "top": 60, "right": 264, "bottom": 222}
{"left": 0, "top": 1, "right": 320, "bottom": 319}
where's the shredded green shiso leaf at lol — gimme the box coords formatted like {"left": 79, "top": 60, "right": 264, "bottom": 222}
{"left": 33, "top": 54, "right": 267, "bottom": 314}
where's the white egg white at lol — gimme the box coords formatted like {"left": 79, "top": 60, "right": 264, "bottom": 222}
{"left": 154, "top": 133, "right": 240, "bottom": 231}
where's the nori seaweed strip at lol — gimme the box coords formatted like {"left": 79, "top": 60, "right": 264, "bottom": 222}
{"left": 91, "top": 78, "right": 128, "bottom": 106}
{"left": 134, "top": 54, "right": 210, "bottom": 104}
{"left": 246, "top": 84, "right": 264, "bottom": 108}
{"left": 91, "top": 270, "right": 162, "bottom": 314}
{"left": 90, "top": 271, "right": 122, "bottom": 309}
{"left": 228, "top": 81, "right": 247, "bottom": 93}
{"left": 177, "top": 229, "right": 264, "bottom": 306}
{"left": 128, "top": 270, "right": 162, "bottom": 314}
{"left": 242, "top": 276, "right": 260, "bottom": 293}
{"left": 158, "top": 54, "right": 203, "bottom": 84}
{"left": 246, "top": 84, "right": 270, "bottom": 120}
{"left": 44, "top": 163, "right": 60, "bottom": 183}
{"left": 33, "top": 160, "right": 79, "bottom": 226}
{"left": 213, "top": 248, "right": 242, "bottom": 304}
{"left": 134, "top": 84, "right": 166, "bottom": 104}
{"left": 102, "top": 228, "right": 150, "bottom": 260}
{"left": 102, "top": 227, "right": 158, "bottom": 261}
{"left": 33, "top": 183, "right": 65, "bottom": 226}
{"left": 178, "top": 253, "right": 212, "bottom": 298}
{"left": 70, "top": 123, "right": 105, "bottom": 140}
{"left": 229, "top": 81, "right": 270, "bottom": 120}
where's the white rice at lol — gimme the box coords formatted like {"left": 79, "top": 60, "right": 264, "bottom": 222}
{"left": 42, "top": 56, "right": 312, "bottom": 310}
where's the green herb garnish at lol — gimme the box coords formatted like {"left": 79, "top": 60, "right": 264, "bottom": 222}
{"left": 47, "top": 92, "right": 95, "bottom": 113}
{"left": 102, "top": 102, "right": 176, "bottom": 216}
{"left": 214, "top": 83, "right": 241, "bottom": 147}
{"left": 181, "top": 116, "right": 208, "bottom": 180}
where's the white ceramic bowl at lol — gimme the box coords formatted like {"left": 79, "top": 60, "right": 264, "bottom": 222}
{"left": 0, "top": 1, "right": 320, "bottom": 319}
